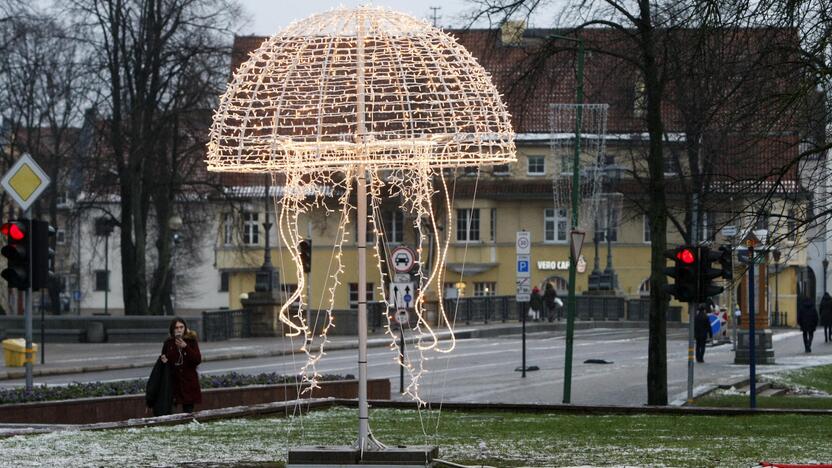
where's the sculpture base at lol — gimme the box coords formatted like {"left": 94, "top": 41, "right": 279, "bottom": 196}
{"left": 734, "top": 329, "right": 776, "bottom": 364}
{"left": 287, "top": 445, "right": 439, "bottom": 467}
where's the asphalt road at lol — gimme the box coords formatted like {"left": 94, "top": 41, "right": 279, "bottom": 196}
{"left": 4, "top": 327, "right": 831, "bottom": 406}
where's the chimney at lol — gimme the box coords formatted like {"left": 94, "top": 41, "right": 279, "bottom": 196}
{"left": 501, "top": 20, "right": 526, "bottom": 46}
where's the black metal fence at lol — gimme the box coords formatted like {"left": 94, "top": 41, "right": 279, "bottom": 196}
{"left": 436, "top": 295, "right": 683, "bottom": 324}
{"left": 202, "top": 309, "right": 251, "bottom": 342}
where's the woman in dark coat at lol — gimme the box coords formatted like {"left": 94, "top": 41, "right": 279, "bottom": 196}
{"left": 160, "top": 317, "right": 202, "bottom": 413}
{"left": 797, "top": 297, "right": 819, "bottom": 353}
{"left": 693, "top": 306, "right": 712, "bottom": 363}
{"left": 819, "top": 292, "right": 832, "bottom": 343}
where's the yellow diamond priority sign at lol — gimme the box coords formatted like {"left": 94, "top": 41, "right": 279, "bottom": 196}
{"left": 1, "top": 153, "right": 50, "bottom": 211}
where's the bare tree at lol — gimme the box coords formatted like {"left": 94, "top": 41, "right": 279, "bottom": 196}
{"left": 0, "top": 7, "right": 94, "bottom": 313}
{"left": 466, "top": 0, "right": 826, "bottom": 404}
{"left": 67, "top": 0, "right": 240, "bottom": 315}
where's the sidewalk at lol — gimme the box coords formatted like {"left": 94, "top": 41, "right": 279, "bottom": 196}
{"left": 0, "top": 320, "right": 657, "bottom": 381}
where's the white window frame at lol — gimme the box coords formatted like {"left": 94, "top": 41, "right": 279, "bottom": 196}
{"left": 544, "top": 208, "right": 568, "bottom": 243}
{"left": 490, "top": 208, "right": 497, "bottom": 242}
{"left": 223, "top": 213, "right": 234, "bottom": 246}
{"left": 243, "top": 212, "right": 259, "bottom": 246}
{"left": 385, "top": 211, "right": 404, "bottom": 244}
{"left": 643, "top": 215, "right": 652, "bottom": 243}
{"left": 527, "top": 155, "right": 545, "bottom": 175}
{"left": 456, "top": 208, "right": 480, "bottom": 242}
{"left": 349, "top": 283, "right": 375, "bottom": 309}
{"left": 474, "top": 282, "right": 496, "bottom": 297}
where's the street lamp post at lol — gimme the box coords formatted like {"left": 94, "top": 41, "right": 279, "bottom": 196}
{"left": 772, "top": 250, "right": 781, "bottom": 325}
{"left": 823, "top": 258, "right": 829, "bottom": 296}
{"left": 168, "top": 215, "right": 183, "bottom": 316}
{"left": 95, "top": 217, "right": 116, "bottom": 316}
{"left": 256, "top": 174, "right": 276, "bottom": 292}
{"left": 547, "top": 33, "right": 584, "bottom": 404}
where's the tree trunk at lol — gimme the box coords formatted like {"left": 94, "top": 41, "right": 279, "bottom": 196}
{"left": 639, "top": 0, "right": 669, "bottom": 406}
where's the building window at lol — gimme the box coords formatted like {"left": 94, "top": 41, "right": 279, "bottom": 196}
{"left": 786, "top": 209, "right": 797, "bottom": 242}
{"left": 56, "top": 229, "right": 66, "bottom": 245}
{"left": 700, "top": 212, "right": 716, "bottom": 242}
{"left": 544, "top": 208, "right": 568, "bottom": 243}
{"left": 219, "top": 271, "right": 229, "bottom": 292}
{"left": 223, "top": 213, "right": 234, "bottom": 246}
{"left": 243, "top": 212, "right": 259, "bottom": 245}
{"left": 384, "top": 211, "right": 404, "bottom": 244}
{"left": 474, "top": 282, "right": 496, "bottom": 297}
{"left": 755, "top": 210, "right": 769, "bottom": 231}
{"left": 456, "top": 208, "right": 480, "bottom": 241}
{"left": 493, "top": 164, "right": 510, "bottom": 175}
{"left": 639, "top": 278, "right": 651, "bottom": 296}
{"left": 527, "top": 156, "right": 545, "bottom": 175}
{"left": 354, "top": 214, "right": 376, "bottom": 244}
{"left": 94, "top": 270, "right": 109, "bottom": 292}
{"left": 349, "top": 283, "right": 375, "bottom": 309}
{"left": 490, "top": 208, "right": 497, "bottom": 242}
{"left": 643, "top": 215, "right": 651, "bottom": 243}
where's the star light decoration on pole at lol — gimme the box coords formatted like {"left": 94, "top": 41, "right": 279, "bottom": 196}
{"left": 206, "top": 6, "right": 515, "bottom": 450}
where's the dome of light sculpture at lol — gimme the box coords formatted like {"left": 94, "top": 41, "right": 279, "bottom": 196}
{"left": 207, "top": 6, "right": 515, "bottom": 172}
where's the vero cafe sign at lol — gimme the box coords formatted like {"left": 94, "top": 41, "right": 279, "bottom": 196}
{"left": 537, "top": 256, "right": 587, "bottom": 273}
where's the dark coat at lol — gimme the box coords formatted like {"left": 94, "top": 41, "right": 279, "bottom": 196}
{"left": 819, "top": 293, "right": 832, "bottom": 327}
{"left": 162, "top": 330, "right": 202, "bottom": 405}
{"left": 797, "top": 298, "right": 819, "bottom": 332}
{"left": 694, "top": 310, "right": 712, "bottom": 342}
{"left": 145, "top": 357, "right": 173, "bottom": 416}
{"left": 529, "top": 290, "right": 545, "bottom": 312}
{"left": 543, "top": 284, "right": 557, "bottom": 310}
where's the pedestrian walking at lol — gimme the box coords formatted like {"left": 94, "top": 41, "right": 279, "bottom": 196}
{"left": 529, "top": 286, "right": 544, "bottom": 321}
{"left": 819, "top": 292, "right": 832, "bottom": 343}
{"left": 694, "top": 306, "right": 712, "bottom": 363}
{"left": 543, "top": 282, "right": 560, "bottom": 322}
{"left": 797, "top": 296, "right": 819, "bottom": 353}
{"left": 160, "top": 317, "right": 203, "bottom": 413}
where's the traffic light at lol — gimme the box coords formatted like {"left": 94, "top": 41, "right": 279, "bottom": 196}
{"left": 298, "top": 239, "right": 311, "bottom": 273}
{"left": 31, "top": 220, "right": 55, "bottom": 290}
{"left": 1, "top": 219, "right": 31, "bottom": 290}
{"left": 663, "top": 245, "right": 698, "bottom": 302}
{"left": 698, "top": 246, "right": 725, "bottom": 300}
{"left": 718, "top": 245, "right": 733, "bottom": 281}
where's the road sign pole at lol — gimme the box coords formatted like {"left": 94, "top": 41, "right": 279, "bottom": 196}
{"left": 24, "top": 214, "right": 33, "bottom": 391}
{"left": 521, "top": 305, "right": 527, "bottom": 378}
{"left": 749, "top": 244, "right": 756, "bottom": 409}
{"left": 399, "top": 325, "right": 405, "bottom": 394}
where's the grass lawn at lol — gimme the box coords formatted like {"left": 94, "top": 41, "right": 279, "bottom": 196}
{"left": 693, "top": 363, "right": 832, "bottom": 410}
{"left": 3, "top": 406, "right": 831, "bottom": 467}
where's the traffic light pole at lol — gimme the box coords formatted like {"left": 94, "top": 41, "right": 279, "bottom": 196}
{"left": 24, "top": 214, "right": 33, "bottom": 391}
{"left": 686, "top": 196, "right": 698, "bottom": 404}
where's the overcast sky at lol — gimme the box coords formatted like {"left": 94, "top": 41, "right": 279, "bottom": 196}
{"left": 234, "top": 1, "right": 564, "bottom": 36}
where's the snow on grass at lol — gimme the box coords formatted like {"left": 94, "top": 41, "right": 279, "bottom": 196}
{"left": 2, "top": 407, "right": 831, "bottom": 467}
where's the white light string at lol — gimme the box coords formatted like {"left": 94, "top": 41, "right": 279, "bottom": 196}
{"left": 206, "top": 4, "right": 516, "bottom": 410}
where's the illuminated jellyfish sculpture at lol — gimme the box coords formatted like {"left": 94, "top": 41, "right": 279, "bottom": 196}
{"left": 206, "top": 6, "right": 515, "bottom": 449}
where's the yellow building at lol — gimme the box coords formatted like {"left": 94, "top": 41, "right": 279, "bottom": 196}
{"left": 217, "top": 28, "right": 815, "bottom": 327}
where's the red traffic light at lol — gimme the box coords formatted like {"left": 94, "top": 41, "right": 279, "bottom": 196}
{"left": 1, "top": 222, "right": 25, "bottom": 241}
{"left": 676, "top": 248, "right": 696, "bottom": 264}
